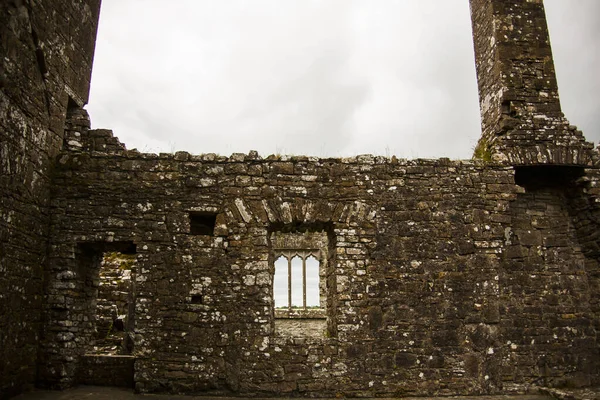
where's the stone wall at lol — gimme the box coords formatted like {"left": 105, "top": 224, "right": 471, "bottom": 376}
{"left": 77, "top": 354, "right": 135, "bottom": 388}
{"left": 0, "top": 0, "right": 100, "bottom": 397}
{"left": 1, "top": 0, "right": 599, "bottom": 397}
{"left": 40, "top": 128, "right": 599, "bottom": 395}
{"left": 499, "top": 168, "right": 599, "bottom": 387}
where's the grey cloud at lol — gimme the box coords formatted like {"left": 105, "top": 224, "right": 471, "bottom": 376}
{"left": 87, "top": 1, "right": 600, "bottom": 158}
{"left": 546, "top": 0, "right": 600, "bottom": 144}
{"left": 233, "top": 47, "right": 370, "bottom": 156}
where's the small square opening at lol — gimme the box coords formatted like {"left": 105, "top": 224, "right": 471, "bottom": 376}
{"left": 190, "top": 295, "right": 203, "bottom": 304}
{"left": 189, "top": 212, "right": 217, "bottom": 236}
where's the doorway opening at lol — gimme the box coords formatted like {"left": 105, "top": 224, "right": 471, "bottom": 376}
{"left": 77, "top": 241, "right": 137, "bottom": 355}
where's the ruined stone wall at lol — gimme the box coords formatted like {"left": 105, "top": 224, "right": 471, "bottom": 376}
{"left": 0, "top": 1, "right": 100, "bottom": 397}
{"left": 566, "top": 166, "right": 600, "bottom": 378}
{"left": 41, "top": 129, "right": 599, "bottom": 396}
{"left": 499, "top": 171, "right": 598, "bottom": 387}
{"left": 2, "top": 0, "right": 599, "bottom": 397}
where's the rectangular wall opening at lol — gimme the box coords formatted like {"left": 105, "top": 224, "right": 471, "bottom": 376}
{"left": 514, "top": 165, "right": 585, "bottom": 191}
{"left": 77, "top": 241, "right": 137, "bottom": 356}
{"left": 95, "top": 251, "right": 136, "bottom": 355}
{"left": 189, "top": 212, "right": 217, "bottom": 235}
{"left": 268, "top": 222, "right": 336, "bottom": 338}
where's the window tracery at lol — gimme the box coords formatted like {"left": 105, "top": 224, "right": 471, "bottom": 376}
{"left": 273, "top": 250, "right": 321, "bottom": 310}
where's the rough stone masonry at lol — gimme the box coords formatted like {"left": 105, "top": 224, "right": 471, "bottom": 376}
{"left": 1, "top": 0, "right": 599, "bottom": 399}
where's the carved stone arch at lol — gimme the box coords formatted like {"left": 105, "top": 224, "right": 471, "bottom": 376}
{"left": 224, "top": 197, "right": 376, "bottom": 227}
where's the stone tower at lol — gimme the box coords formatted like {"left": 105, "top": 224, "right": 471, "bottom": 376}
{"left": 469, "top": 0, "right": 594, "bottom": 165}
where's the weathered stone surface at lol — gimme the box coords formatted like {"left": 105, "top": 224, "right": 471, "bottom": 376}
{"left": 39, "top": 136, "right": 600, "bottom": 396}
{"left": 470, "top": 0, "right": 594, "bottom": 165}
{"left": 10, "top": 386, "right": 567, "bottom": 400}
{"left": 0, "top": 0, "right": 101, "bottom": 398}
{"left": 76, "top": 355, "right": 134, "bottom": 388}
{"left": 1, "top": 1, "right": 600, "bottom": 399}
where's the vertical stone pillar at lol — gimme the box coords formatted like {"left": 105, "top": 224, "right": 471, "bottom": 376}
{"left": 469, "top": 0, "right": 593, "bottom": 165}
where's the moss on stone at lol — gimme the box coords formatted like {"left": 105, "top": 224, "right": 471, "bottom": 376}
{"left": 473, "top": 141, "right": 492, "bottom": 163}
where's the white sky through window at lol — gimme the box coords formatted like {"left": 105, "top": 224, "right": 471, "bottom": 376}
{"left": 274, "top": 256, "right": 287, "bottom": 308}
{"left": 306, "top": 256, "right": 319, "bottom": 307}
{"left": 274, "top": 254, "right": 320, "bottom": 308}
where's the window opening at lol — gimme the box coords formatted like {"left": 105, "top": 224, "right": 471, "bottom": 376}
{"left": 190, "top": 294, "right": 203, "bottom": 304}
{"left": 189, "top": 212, "right": 217, "bottom": 235}
{"left": 67, "top": 96, "right": 79, "bottom": 114}
{"left": 268, "top": 226, "right": 335, "bottom": 338}
{"left": 274, "top": 251, "right": 320, "bottom": 310}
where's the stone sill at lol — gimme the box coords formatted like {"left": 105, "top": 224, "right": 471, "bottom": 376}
{"left": 83, "top": 354, "right": 136, "bottom": 358}
{"left": 275, "top": 308, "right": 326, "bottom": 319}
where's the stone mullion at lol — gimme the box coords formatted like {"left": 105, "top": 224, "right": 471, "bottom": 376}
{"left": 287, "top": 253, "right": 292, "bottom": 309}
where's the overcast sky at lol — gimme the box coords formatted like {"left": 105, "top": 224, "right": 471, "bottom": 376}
{"left": 87, "top": 1, "right": 600, "bottom": 160}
